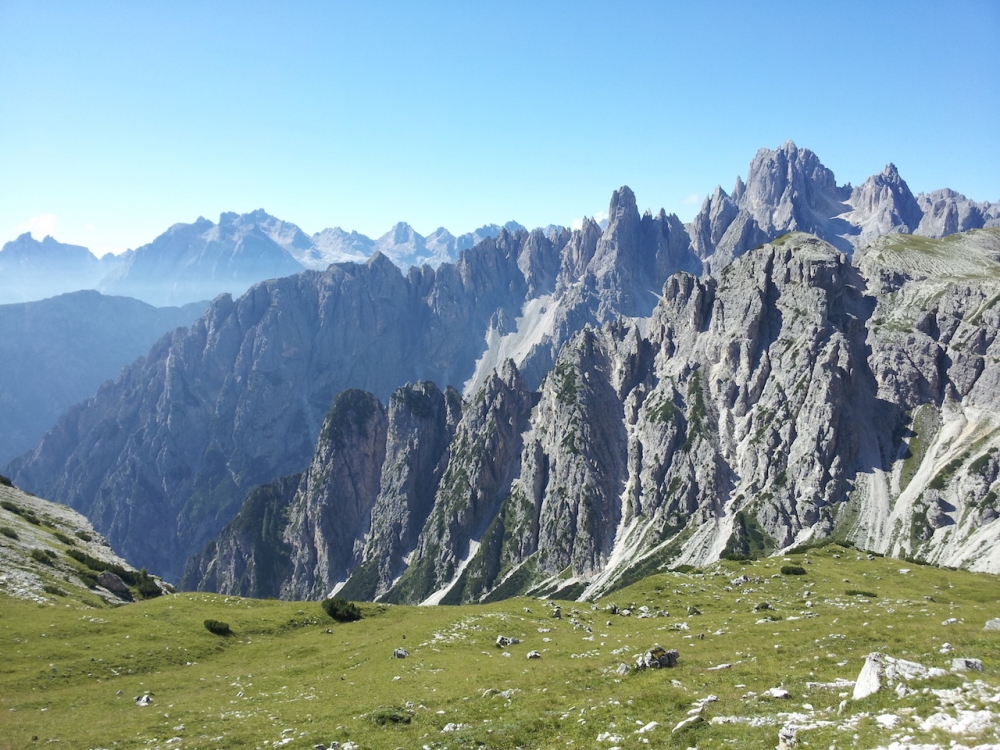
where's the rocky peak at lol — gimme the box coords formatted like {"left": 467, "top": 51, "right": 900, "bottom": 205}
{"left": 281, "top": 390, "right": 388, "bottom": 600}
{"left": 848, "top": 163, "right": 922, "bottom": 240}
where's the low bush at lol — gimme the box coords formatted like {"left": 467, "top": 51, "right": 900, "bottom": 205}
{"left": 135, "top": 569, "right": 162, "bottom": 599}
{"left": 52, "top": 531, "right": 76, "bottom": 546}
{"left": 672, "top": 564, "right": 699, "bottom": 574}
{"left": 74, "top": 530, "right": 92, "bottom": 542}
{"left": 0, "top": 474, "right": 12, "bottom": 487}
{"left": 368, "top": 706, "right": 411, "bottom": 725}
{"left": 30, "top": 549, "right": 53, "bottom": 565}
{"left": 65, "top": 549, "right": 139, "bottom": 585}
{"left": 846, "top": 589, "right": 877, "bottom": 598}
{"left": 1, "top": 500, "right": 21, "bottom": 514}
{"left": 321, "top": 597, "right": 362, "bottom": 623}
{"left": 203, "top": 619, "right": 231, "bottom": 636}
{"left": 781, "top": 565, "right": 807, "bottom": 575}
{"left": 0, "top": 526, "right": 17, "bottom": 539}
{"left": 43, "top": 584, "right": 67, "bottom": 597}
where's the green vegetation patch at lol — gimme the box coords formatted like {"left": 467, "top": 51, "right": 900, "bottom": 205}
{"left": 203, "top": 619, "right": 232, "bottom": 636}
{"left": 321, "top": 597, "right": 362, "bottom": 622}
{"left": 780, "top": 565, "right": 806, "bottom": 575}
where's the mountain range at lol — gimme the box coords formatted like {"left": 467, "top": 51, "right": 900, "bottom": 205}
{"left": 1, "top": 215, "right": 531, "bottom": 307}
{"left": 6, "top": 141, "right": 1000, "bottom": 595}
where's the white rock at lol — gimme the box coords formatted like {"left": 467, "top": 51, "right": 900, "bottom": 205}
{"left": 635, "top": 721, "right": 658, "bottom": 733}
{"left": 526, "top": 650, "right": 541, "bottom": 659}
{"left": 941, "top": 617, "right": 959, "bottom": 626}
{"left": 985, "top": 618, "right": 1000, "bottom": 631}
{"left": 853, "top": 653, "right": 884, "bottom": 700}
{"left": 764, "top": 687, "right": 790, "bottom": 699}
{"left": 950, "top": 657, "right": 984, "bottom": 672}
{"left": 875, "top": 714, "right": 900, "bottom": 728}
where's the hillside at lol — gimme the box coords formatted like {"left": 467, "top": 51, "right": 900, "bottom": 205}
{"left": 0, "top": 478, "right": 165, "bottom": 605}
{"left": 2, "top": 544, "right": 999, "bottom": 749}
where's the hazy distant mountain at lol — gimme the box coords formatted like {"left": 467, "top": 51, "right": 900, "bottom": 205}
{"left": 0, "top": 290, "right": 206, "bottom": 465}
{"left": 0, "top": 233, "right": 123, "bottom": 304}
{"left": 99, "top": 212, "right": 306, "bottom": 306}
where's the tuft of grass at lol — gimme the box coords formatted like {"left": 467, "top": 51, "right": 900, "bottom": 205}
{"left": 845, "top": 589, "right": 877, "bottom": 598}
{"left": 1, "top": 526, "right": 18, "bottom": 539}
{"left": 368, "top": 706, "right": 412, "bottom": 725}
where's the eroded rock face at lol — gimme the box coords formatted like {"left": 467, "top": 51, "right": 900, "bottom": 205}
{"left": 185, "top": 230, "right": 1000, "bottom": 602}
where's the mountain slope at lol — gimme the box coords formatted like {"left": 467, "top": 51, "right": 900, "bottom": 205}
{"left": 183, "top": 230, "right": 1000, "bottom": 603}
{"left": 9, "top": 190, "right": 701, "bottom": 582}
{"left": 0, "top": 291, "right": 206, "bottom": 465}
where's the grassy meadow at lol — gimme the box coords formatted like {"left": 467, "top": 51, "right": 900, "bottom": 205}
{"left": 1, "top": 543, "right": 999, "bottom": 749}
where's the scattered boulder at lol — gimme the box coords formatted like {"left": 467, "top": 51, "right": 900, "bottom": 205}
{"left": 526, "top": 651, "right": 541, "bottom": 659}
{"left": 985, "top": 618, "right": 1000, "bottom": 631}
{"left": 134, "top": 693, "right": 152, "bottom": 706}
{"left": 940, "top": 642, "right": 954, "bottom": 654}
{"left": 687, "top": 606, "right": 701, "bottom": 616}
{"left": 615, "top": 663, "right": 630, "bottom": 676}
{"left": 495, "top": 635, "right": 520, "bottom": 647}
{"left": 753, "top": 601, "right": 772, "bottom": 611}
{"left": 97, "top": 571, "right": 133, "bottom": 600}
{"left": 763, "top": 687, "right": 790, "bottom": 699}
{"left": 951, "top": 657, "right": 984, "bottom": 672}
{"left": 635, "top": 645, "right": 679, "bottom": 670}
{"left": 942, "top": 617, "right": 959, "bottom": 626}
{"left": 552, "top": 606, "right": 561, "bottom": 619}
{"left": 853, "top": 652, "right": 947, "bottom": 700}
{"left": 393, "top": 648, "right": 409, "bottom": 659}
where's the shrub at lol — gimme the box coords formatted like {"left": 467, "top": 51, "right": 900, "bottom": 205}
{"left": 30, "top": 549, "right": 53, "bottom": 565}
{"left": 43, "top": 584, "right": 67, "bottom": 597}
{"left": 74, "top": 530, "right": 93, "bottom": 542}
{"left": 53, "top": 531, "right": 76, "bottom": 546}
{"left": 368, "top": 706, "right": 411, "bottom": 725}
{"left": 0, "top": 474, "right": 12, "bottom": 487}
{"left": 846, "top": 589, "right": 877, "bottom": 598}
{"left": 204, "top": 619, "right": 231, "bottom": 636}
{"left": 135, "top": 569, "right": 162, "bottom": 599}
{"left": 321, "top": 597, "right": 362, "bottom": 623}
{"left": 1, "top": 500, "right": 21, "bottom": 514}
{"left": 672, "top": 564, "right": 699, "bottom": 574}
{"left": 65, "top": 549, "right": 139, "bottom": 584}
{"left": 781, "top": 565, "right": 807, "bottom": 575}
{"left": 1, "top": 526, "right": 17, "bottom": 539}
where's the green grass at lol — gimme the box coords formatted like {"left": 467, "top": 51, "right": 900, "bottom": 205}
{"left": 1, "top": 546, "right": 999, "bottom": 749}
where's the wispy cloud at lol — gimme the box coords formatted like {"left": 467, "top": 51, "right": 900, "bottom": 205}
{"left": 681, "top": 193, "right": 701, "bottom": 206}
{"left": 15, "top": 213, "right": 57, "bottom": 238}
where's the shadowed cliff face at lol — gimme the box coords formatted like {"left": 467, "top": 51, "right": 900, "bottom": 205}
{"left": 184, "top": 230, "right": 1000, "bottom": 603}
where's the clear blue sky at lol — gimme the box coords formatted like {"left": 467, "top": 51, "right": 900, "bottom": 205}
{"left": 2, "top": 0, "right": 998, "bottom": 256}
